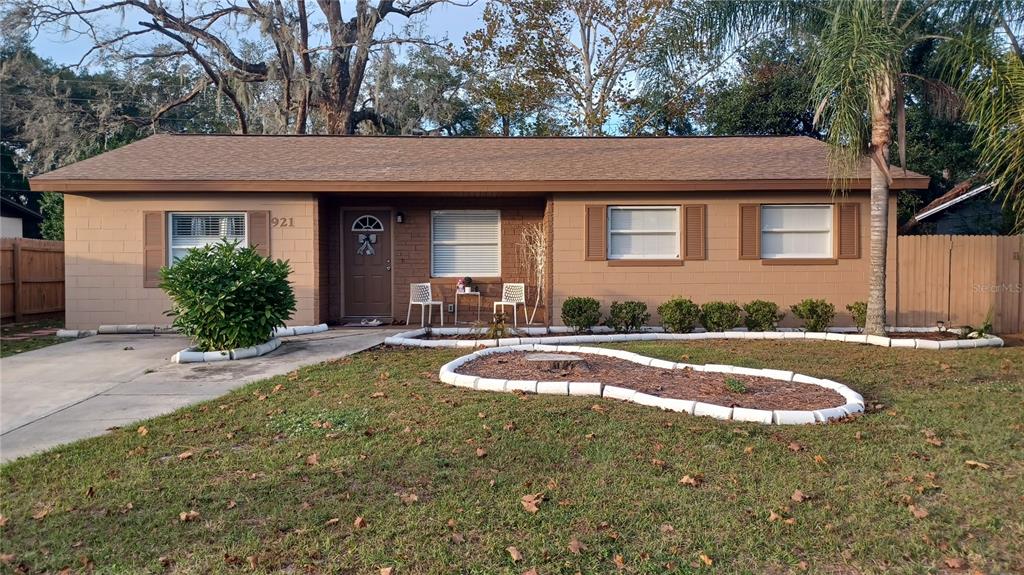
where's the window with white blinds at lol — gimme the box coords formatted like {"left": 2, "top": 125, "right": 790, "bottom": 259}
{"left": 169, "top": 213, "right": 247, "bottom": 264}
{"left": 607, "top": 206, "right": 680, "bottom": 259}
{"left": 430, "top": 210, "right": 501, "bottom": 277}
{"left": 761, "top": 205, "right": 833, "bottom": 259}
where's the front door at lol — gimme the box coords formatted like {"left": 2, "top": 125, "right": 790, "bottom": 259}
{"left": 343, "top": 210, "right": 392, "bottom": 317}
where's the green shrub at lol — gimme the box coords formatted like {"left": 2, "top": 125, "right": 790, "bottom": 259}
{"left": 790, "top": 298, "right": 836, "bottom": 332}
{"left": 605, "top": 300, "right": 650, "bottom": 333}
{"left": 560, "top": 297, "right": 602, "bottom": 333}
{"left": 743, "top": 300, "right": 784, "bottom": 331}
{"left": 658, "top": 297, "right": 701, "bottom": 333}
{"left": 846, "top": 301, "right": 867, "bottom": 332}
{"left": 699, "top": 301, "right": 742, "bottom": 332}
{"left": 160, "top": 240, "right": 296, "bottom": 351}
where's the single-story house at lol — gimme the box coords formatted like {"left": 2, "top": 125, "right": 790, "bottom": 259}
{"left": 1, "top": 196, "right": 44, "bottom": 239}
{"left": 901, "top": 180, "right": 1007, "bottom": 235}
{"left": 29, "top": 134, "right": 929, "bottom": 330}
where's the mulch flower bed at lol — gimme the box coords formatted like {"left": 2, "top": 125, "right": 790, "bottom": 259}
{"left": 886, "top": 331, "right": 963, "bottom": 340}
{"left": 456, "top": 352, "right": 846, "bottom": 411}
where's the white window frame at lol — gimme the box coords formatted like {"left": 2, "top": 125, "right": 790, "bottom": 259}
{"left": 167, "top": 212, "right": 248, "bottom": 266}
{"left": 430, "top": 210, "right": 501, "bottom": 277}
{"left": 607, "top": 205, "right": 680, "bottom": 260}
{"left": 760, "top": 204, "right": 834, "bottom": 259}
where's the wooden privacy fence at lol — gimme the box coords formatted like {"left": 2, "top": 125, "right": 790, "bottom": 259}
{"left": 0, "top": 238, "right": 65, "bottom": 321}
{"left": 896, "top": 235, "right": 1024, "bottom": 333}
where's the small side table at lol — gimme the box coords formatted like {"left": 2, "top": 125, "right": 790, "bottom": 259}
{"left": 454, "top": 290, "right": 482, "bottom": 325}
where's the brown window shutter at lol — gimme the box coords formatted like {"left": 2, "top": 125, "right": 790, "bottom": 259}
{"left": 584, "top": 205, "right": 607, "bottom": 261}
{"left": 248, "top": 211, "right": 271, "bottom": 257}
{"left": 738, "top": 204, "right": 761, "bottom": 259}
{"left": 683, "top": 204, "right": 706, "bottom": 260}
{"left": 143, "top": 211, "right": 166, "bottom": 288}
{"left": 837, "top": 202, "right": 861, "bottom": 259}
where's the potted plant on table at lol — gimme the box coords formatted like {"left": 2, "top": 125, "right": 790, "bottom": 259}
{"left": 458, "top": 277, "right": 474, "bottom": 293}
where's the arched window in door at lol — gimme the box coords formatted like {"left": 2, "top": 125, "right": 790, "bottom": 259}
{"left": 351, "top": 214, "right": 385, "bottom": 232}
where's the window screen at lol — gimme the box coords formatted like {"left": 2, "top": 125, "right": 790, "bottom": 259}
{"left": 430, "top": 210, "right": 501, "bottom": 277}
{"left": 169, "top": 213, "right": 246, "bottom": 263}
{"left": 607, "top": 206, "right": 680, "bottom": 259}
{"left": 761, "top": 205, "right": 833, "bottom": 259}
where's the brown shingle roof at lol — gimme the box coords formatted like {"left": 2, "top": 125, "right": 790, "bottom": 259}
{"left": 30, "top": 134, "right": 930, "bottom": 193}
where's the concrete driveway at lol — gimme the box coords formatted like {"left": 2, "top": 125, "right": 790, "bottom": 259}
{"left": 0, "top": 328, "right": 399, "bottom": 462}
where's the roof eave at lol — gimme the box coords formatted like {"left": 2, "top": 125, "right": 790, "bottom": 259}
{"left": 30, "top": 176, "right": 931, "bottom": 193}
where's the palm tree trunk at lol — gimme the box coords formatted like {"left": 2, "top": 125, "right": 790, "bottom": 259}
{"left": 866, "top": 77, "right": 894, "bottom": 336}
{"left": 866, "top": 160, "right": 889, "bottom": 335}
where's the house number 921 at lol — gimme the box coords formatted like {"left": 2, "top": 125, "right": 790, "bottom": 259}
{"left": 271, "top": 217, "right": 294, "bottom": 227}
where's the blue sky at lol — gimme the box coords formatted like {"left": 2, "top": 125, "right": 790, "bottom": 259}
{"left": 31, "top": 2, "right": 486, "bottom": 66}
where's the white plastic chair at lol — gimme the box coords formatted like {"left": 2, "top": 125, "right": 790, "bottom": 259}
{"left": 407, "top": 283, "right": 444, "bottom": 327}
{"left": 493, "top": 283, "right": 527, "bottom": 327}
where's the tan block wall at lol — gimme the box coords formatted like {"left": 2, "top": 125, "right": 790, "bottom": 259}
{"left": 64, "top": 193, "right": 317, "bottom": 329}
{"left": 551, "top": 191, "right": 898, "bottom": 327}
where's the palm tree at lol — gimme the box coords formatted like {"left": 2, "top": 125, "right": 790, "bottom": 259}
{"left": 663, "top": 0, "right": 1004, "bottom": 335}
{"left": 948, "top": 7, "right": 1024, "bottom": 232}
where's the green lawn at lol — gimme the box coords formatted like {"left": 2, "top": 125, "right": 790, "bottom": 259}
{"left": 0, "top": 315, "right": 63, "bottom": 358}
{"left": 1, "top": 341, "right": 1022, "bottom": 574}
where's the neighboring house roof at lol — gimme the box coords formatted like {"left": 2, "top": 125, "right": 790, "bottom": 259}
{"left": 30, "top": 133, "right": 930, "bottom": 193}
{"left": 0, "top": 196, "right": 43, "bottom": 221}
{"left": 912, "top": 180, "right": 995, "bottom": 222}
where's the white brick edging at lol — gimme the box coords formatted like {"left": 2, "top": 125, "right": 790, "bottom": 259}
{"left": 437, "top": 344, "right": 865, "bottom": 426}
{"left": 172, "top": 337, "right": 282, "bottom": 364}
{"left": 69, "top": 323, "right": 330, "bottom": 340}
{"left": 384, "top": 326, "right": 1004, "bottom": 350}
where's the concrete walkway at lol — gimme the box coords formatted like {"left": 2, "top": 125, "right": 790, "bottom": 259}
{"left": 0, "top": 328, "right": 398, "bottom": 462}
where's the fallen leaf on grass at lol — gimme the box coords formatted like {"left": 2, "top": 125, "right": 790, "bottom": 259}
{"left": 397, "top": 492, "right": 418, "bottom": 505}
{"left": 944, "top": 557, "right": 965, "bottom": 569}
{"left": 591, "top": 404, "right": 607, "bottom": 413}
{"left": 31, "top": 504, "right": 52, "bottom": 520}
{"left": 325, "top": 518, "right": 340, "bottom": 526}
{"left": 520, "top": 492, "right": 544, "bottom": 514}
{"left": 0, "top": 514, "right": 7, "bottom": 527}
{"left": 651, "top": 458, "right": 666, "bottom": 468}
{"left": 370, "top": 392, "right": 386, "bottom": 398}
{"left": 613, "top": 554, "right": 626, "bottom": 570}
{"left": 699, "top": 553, "right": 714, "bottom": 566}
{"left": 179, "top": 510, "right": 200, "bottom": 522}
{"left": 743, "top": 446, "right": 754, "bottom": 455}
{"left": 0, "top": 554, "right": 15, "bottom": 565}
{"left": 659, "top": 523, "right": 674, "bottom": 533}
{"left": 306, "top": 453, "right": 319, "bottom": 466}
{"left": 791, "top": 490, "right": 809, "bottom": 503}
{"left": 568, "top": 537, "right": 586, "bottom": 555}
{"left": 909, "top": 505, "right": 929, "bottom": 519}
{"left": 353, "top": 516, "right": 367, "bottom": 529}
{"left": 522, "top": 568, "right": 538, "bottom": 575}
{"left": 226, "top": 500, "right": 237, "bottom": 510}
{"left": 136, "top": 426, "right": 148, "bottom": 436}
{"left": 177, "top": 450, "right": 193, "bottom": 460}
{"left": 768, "top": 510, "right": 782, "bottom": 522}
{"left": 813, "top": 455, "right": 827, "bottom": 464}
{"left": 506, "top": 546, "right": 523, "bottom": 562}
{"left": 679, "top": 474, "right": 702, "bottom": 487}
{"left": 476, "top": 447, "right": 487, "bottom": 458}
{"left": 965, "top": 460, "right": 990, "bottom": 470}
{"left": 787, "top": 442, "right": 803, "bottom": 452}
{"left": 450, "top": 532, "right": 465, "bottom": 544}
{"left": 380, "top": 567, "right": 395, "bottom": 575}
